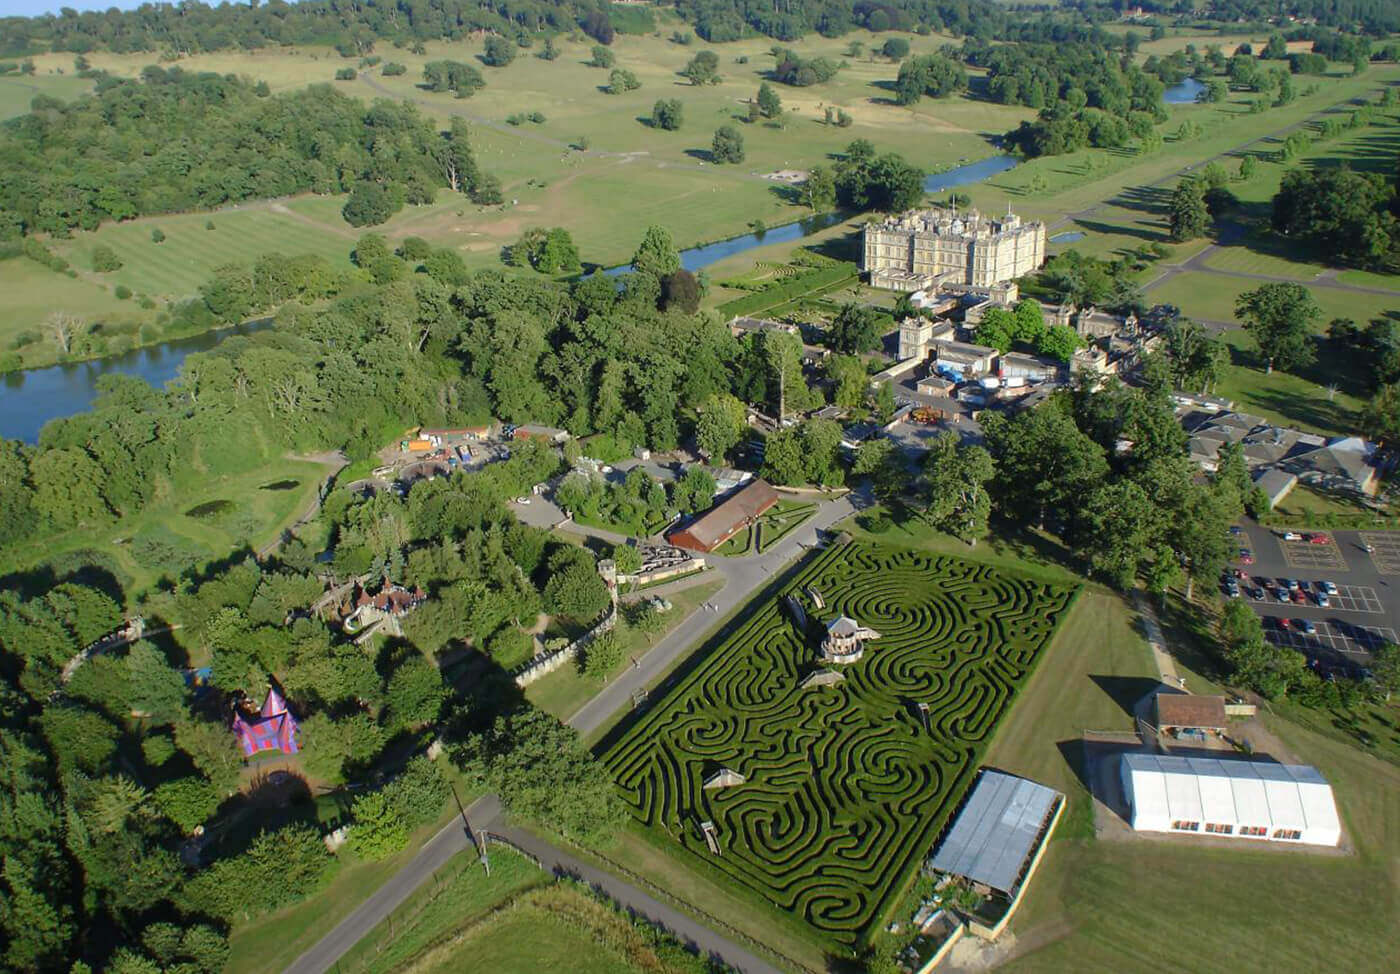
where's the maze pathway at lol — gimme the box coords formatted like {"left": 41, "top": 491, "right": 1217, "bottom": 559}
{"left": 603, "top": 541, "right": 1076, "bottom": 947}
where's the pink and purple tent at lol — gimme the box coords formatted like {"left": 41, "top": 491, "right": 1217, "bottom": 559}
{"left": 233, "top": 686, "right": 300, "bottom": 757}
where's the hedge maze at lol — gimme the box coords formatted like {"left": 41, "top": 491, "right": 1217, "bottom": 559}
{"left": 603, "top": 541, "right": 1076, "bottom": 948}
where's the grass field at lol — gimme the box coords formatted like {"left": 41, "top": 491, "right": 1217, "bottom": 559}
{"left": 333, "top": 848, "right": 545, "bottom": 974}
{"left": 0, "top": 70, "right": 94, "bottom": 119}
{"left": 402, "top": 882, "right": 690, "bottom": 974}
{"left": 601, "top": 539, "right": 1077, "bottom": 952}
{"left": 0, "top": 453, "right": 331, "bottom": 599}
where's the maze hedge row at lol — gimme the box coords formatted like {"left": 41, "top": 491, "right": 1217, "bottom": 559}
{"left": 602, "top": 541, "right": 1076, "bottom": 948}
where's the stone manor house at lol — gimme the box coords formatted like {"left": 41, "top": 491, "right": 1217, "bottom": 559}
{"left": 861, "top": 206, "right": 1047, "bottom": 291}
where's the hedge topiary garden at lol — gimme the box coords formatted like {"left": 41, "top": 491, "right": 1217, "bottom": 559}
{"left": 603, "top": 541, "right": 1076, "bottom": 949}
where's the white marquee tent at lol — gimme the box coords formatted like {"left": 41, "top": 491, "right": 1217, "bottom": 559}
{"left": 1120, "top": 753, "right": 1340, "bottom": 847}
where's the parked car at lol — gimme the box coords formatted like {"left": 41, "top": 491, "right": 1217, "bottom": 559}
{"left": 1282, "top": 531, "right": 1302, "bottom": 541}
{"left": 1298, "top": 619, "right": 1317, "bottom": 635}
{"left": 1306, "top": 533, "right": 1332, "bottom": 545}
{"left": 1291, "top": 589, "right": 1307, "bottom": 604}
{"left": 1250, "top": 587, "right": 1265, "bottom": 600}
{"left": 1320, "top": 580, "right": 1338, "bottom": 595}
{"left": 515, "top": 496, "right": 531, "bottom": 504}
{"left": 1276, "top": 617, "right": 1291, "bottom": 630}
{"left": 1230, "top": 525, "right": 1244, "bottom": 536}
{"left": 1284, "top": 578, "right": 1300, "bottom": 590}
{"left": 1239, "top": 549, "right": 1254, "bottom": 564}
{"left": 1275, "top": 588, "right": 1291, "bottom": 602}
{"left": 1315, "top": 592, "right": 1330, "bottom": 608}
{"left": 1231, "top": 568, "right": 1248, "bottom": 580}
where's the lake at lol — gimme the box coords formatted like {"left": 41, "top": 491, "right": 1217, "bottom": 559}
{"left": 1164, "top": 78, "right": 1207, "bottom": 105}
{"left": 1050, "top": 231, "right": 1086, "bottom": 244}
{"left": 0, "top": 319, "right": 271, "bottom": 444}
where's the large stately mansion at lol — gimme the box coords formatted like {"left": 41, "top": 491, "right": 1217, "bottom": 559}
{"left": 861, "top": 206, "right": 1047, "bottom": 290}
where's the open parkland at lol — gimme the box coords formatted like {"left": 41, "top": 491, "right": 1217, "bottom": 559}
{"left": 1, "top": 16, "right": 1400, "bottom": 974}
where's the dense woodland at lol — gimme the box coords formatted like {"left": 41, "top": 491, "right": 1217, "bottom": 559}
{"left": 0, "top": 69, "right": 491, "bottom": 238}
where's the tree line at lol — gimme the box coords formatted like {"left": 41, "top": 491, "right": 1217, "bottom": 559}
{"left": 0, "top": 68, "right": 494, "bottom": 238}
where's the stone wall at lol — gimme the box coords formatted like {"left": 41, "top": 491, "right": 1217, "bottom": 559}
{"left": 513, "top": 605, "right": 617, "bottom": 687}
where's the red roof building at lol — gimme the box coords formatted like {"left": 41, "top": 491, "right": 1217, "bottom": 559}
{"left": 667, "top": 479, "right": 780, "bottom": 552}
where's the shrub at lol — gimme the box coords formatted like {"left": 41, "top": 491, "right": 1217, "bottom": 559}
{"left": 382, "top": 62, "right": 407, "bottom": 76}
{"left": 115, "top": 284, "right": 132, "bottom": 300}
{"left": 151, "top": 229, "right": 166, "bottom": 244}
{"left": 335, "top": 67, "right": 357, "bottom": 81}
{"left": 482, "top": 35, "right": 516, "bottom": 67}
{"left": 91, "top": 244, "right": 122, "bottom": 272}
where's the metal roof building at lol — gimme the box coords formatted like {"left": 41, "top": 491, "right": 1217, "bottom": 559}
{"left": 930, "top": 771, "right": 1063, "bottom": 896}
{"left": 1120, "top": 753, "right": 1341, "bottom": 847}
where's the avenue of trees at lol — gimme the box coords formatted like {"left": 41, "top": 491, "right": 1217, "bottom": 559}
{"left": 0, "top": 69, "right": 495, "bottom": 237}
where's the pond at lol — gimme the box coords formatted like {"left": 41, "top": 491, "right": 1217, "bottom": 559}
{"left": 0, "top": 318, "right": 272, "bottom": 444}
{"left": 1164, "top": 77, "right": 1207, "bottom": 105}
{"left": 1050, "top": 231, "right": 1086, "bottom": 244}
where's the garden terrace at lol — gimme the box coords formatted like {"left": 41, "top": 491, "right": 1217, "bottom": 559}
{"left": 602, "top": 540, "right": 1077, "bottom": 948}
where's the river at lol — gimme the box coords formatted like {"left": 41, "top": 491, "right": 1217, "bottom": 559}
{"left": 0, "top": 320, "right": 271, "bottom": 444}
{"left": 3, "top": 156, "right": 1028, "bottom": 442}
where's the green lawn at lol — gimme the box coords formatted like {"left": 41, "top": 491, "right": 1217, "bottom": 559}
{"left": 332, "top": 848, "right": 545, "bottom": 974}
{"left": 0, "top": 256, "right": 137, "bottom": 358}
{"left": 406, "top": 884, "right": 674, "bottom": 974}
{"left": 0, "top": 71, "right": 94, "bottom": 119}
{"left": 0, "top": 453, "right": 333, "bottom": 599}
{"left": 524, "top": 579, "right": 723, "bottom": 721}
{"left": 602, "top": 540, "right": 1077, "bottom": 952}
{"left": 1209, "top": 328, "right": 1367, "bottom": 438}
{"left": 1271, "top": 484, "right": 1387, "bottom": 524}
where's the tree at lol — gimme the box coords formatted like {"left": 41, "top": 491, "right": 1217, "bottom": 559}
{"left": 150, "top": 228, "right": 165, "bottom": 244}
{"left": 349, "top": 789, "right": 409, "bottom": 859}
{"left": 711, "top": 125, "right": 745, "bottom": 164}
{"left": 91, "top": 244, "right": 121, "bottom": 272}
{"left": 1081, "top": 480, "right": 1161, "bottom": 588}
{"left": 342, "top": 182, "right": 401, "bottom": 227}
{"left": 826, "top": 353, "right": 867, "bottom": 409}
{"left": 682, "top": 50, "right": 720, "bottom": 85}
{"left": 1169, "top": 178, "right": 1209, "bottom": 241}
{"left": 43, "top": 311, "right": 83, "bottom": 355}
{"left": 826, "top": 302, "right": 883, "bottom": 354}
{"left": 650, "top": 98, "right": 683, "bottom": 130}
{"left": 482, "top": 35, "right": 516, "bottom": 67}
{"left": 471, "top": 709, "right": 625, "bottom": 844}
{"left": 610, "top": 543, "right": 642, "bottom": 576}
{"left": 804, "top": 166, "right": 836, "bottom": 211}
{"left": 882, "top": 37, "right": 910, "bottom": 60}
{"left": 153, "top": 776, "right": 220, "bottom": 834}
{"left": 606, "top": 68, "right": 640, "bottom": 93}
{"left": 1012, "top": 298, "right": 1045, "bottom": 344}
{"left": 756, "top": 82, "right": 781, "bottom": 119}
{"left": 973, "top": 307, "right": 1015, "bottom": 354}
{"left": 539, "top": 36, "right": 559, "bottom": 61}
{"left": 660, "top": 269, "right": 700, "bottom": 312}
{"left": 383, "top": 655, "right": 447, "bottom": 731}
{"left": 589, "top": 45, "right": 615, "bottom": 69}
{"left": 579, "top": 629, "right": 623, "bottom": 678}
{"left": 423, "top": 60, "right": 485, "bottom": 96}
{"left": 920, "top": 434, "right": 994, "bottom": 544}
{"left": 852, "top": 438, "right": 904, "bottom": 501}
{"left": 1235, "top": 282, "right": 1320, "bottom": 373}
{"left": 894, "top": 54, "right": 967, "bottom": 104}
{"left": 695, "top": 393, "right": 747, "bottom": 460}
{"left": 1361, "top": 383, "right": 1400, "bottom": 445}
{"left": 1371, "top": 642, "right": 1400, "bottom": 698}
{"left": 544, "top": 553, "right": 609, "bottom": 621}
{"left": 1037, "top": 324, "right": 1083, "bottom": 361}
{"left": 631, "top": 225, "right": 680, "bottom": 279}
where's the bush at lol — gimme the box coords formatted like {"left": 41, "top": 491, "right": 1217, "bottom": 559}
{"left": 91, "top": 244, "right": 122, "bottom": 272}
{"left": 186, "top": 824, "right": 332, "bottom": 921}
{"left": 382, "top": 62, "right": 407, "bottom": 76}
{"left": 711, "top": 124, "right": 745, "bottom": 163}
{"left": 342, "top": 181, "right": 404, "bottom": 227}
{"left": 589, "top": 45, "right": 615, "bottom": 69}
{"left": 151, "top": 229, "right": 166, "bottom": 244}
{"left": 482, "top": 35, "right": 516, "bottom": 67}
{"left": 115, "top": 284, "right": 132, "bottom": 300}
{"left": 335, "top": 67, "right": 357, "bottom": 81}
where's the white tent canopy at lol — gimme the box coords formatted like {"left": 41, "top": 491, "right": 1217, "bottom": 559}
{"left": 1120, "top": 753, "right": 1340, "bottom": 847}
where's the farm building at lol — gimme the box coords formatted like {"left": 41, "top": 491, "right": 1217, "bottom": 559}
{"left": 928, "top": 770, "right": 1064, "bottom": 939}
{"left": 1120, "top": 753, "right": 1341, "bottom": 846}
{"left": 1153, "top": 692, "right": 1228, "bottom": 737}
{"left": 667, "top": 478, "right": 779, "bottom": 552}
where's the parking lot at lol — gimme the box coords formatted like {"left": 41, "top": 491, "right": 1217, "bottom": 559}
{"left": 1234, "top": 524, "right": 1400, "bottom": 671}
